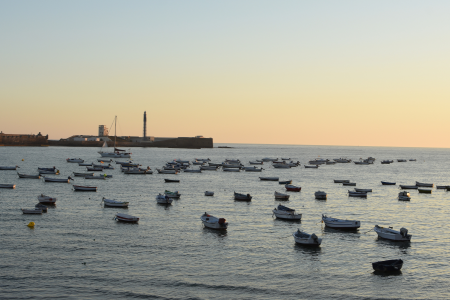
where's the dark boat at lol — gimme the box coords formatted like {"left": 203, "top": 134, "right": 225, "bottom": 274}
{"left": 381, "top": 181, "right": 396, "bottom": 185}
{"left": 372, "top": 259, "right": 403, "bottom": 273}
{"left": 279, "top": 180, "right": 292, "bottom": 185}
{"left": 164, "top": 179, "right": 180, "bottom": 183}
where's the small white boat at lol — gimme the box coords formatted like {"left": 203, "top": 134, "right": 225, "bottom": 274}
{"left": 304, "top": 165, "right": 319, "bottom": 168}
{"left": 0, "top": 184, "right": 16, "bottom": 189}
{"left": 201, "top": 212, "right": 228, "bottom": 230}
{"left": 22, "top": 208, "right": 43, "bottom": 214}
{"left": 322, "top": 214, "right": 360, "bottom": 229}
{"left": 273, "top": 205, "right": 301, "bottom": 220}
{"left": 234, "top": 192, "right": 252, "bottom": 201}
{"left": 66, "top": 158, "right": 84, "bottom": 163}
{"left": 0, "top": 166, "right": 19, "bottom": 170}
{"left": 43, "top": 176, "right": 73, "bottom": 183}
{"left": 398, "top": 191, "right": 411, "bottom": 201}
{"left": 274, "top": 191, "right": 290, "bottom": 200}
{"left": 374, "top": 225, "right": 411, "bottom": 241}
{"left": 354, "top": 188, "right": 372, "bottom": 193}
{"left": 156, "top": 194, "right": 173, "bottom": 204}
{"left": 115, "top": 213, "right": 139, "bottom": 222}
{"left": 73, "top": 185, "right": 97, "bottom": 191}
{"left": 293, "top": 229, "right": 322, "bottom": 246}
{"left": 157, "top": 169, "right": 178, "bottom": 174}
{"left": 260, "top": 177, "right": 279, "bottom": 181}
{"left": 17, "top": 173, "right": 40, "bottom": 179}
{"left": 334, "top": 180, "right": 350, "bottom": 183}
{"left": 416, "top": 181, "right": 434, "bottom": 188}
{"left": 103, "top": 197, "right": 129, "bottom": 207}
{"left": 315, "top": 191, "right": 327, "bottom": 200}
{"left": 223, "top": 168, "right": 240, "bottom": 172}
{"left": 37, "top": 194, "right": 57, "bottom": 204}
{"left": 205, "top": 191, "right": 214, "bottom": 196}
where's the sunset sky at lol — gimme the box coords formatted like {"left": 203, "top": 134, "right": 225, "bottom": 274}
{"left": 1, "top": 1, "right": 449, "bottom": 147}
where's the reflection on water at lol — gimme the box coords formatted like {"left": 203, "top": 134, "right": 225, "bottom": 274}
{"left": 375, "top": 237, "right": 411, "bottom": 250}
{"left": 294, "top": 243, "right": 322, "bottom": 257}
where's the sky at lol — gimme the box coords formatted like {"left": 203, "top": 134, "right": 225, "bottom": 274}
{"left": 1, "top": 1, "right": 450, "bottom": 147}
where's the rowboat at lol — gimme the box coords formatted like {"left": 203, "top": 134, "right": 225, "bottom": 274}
{"left": 35, "top": 203, "right": 48, "bottom": 212}
{"left": 304, "top": 165, "right": 319, "bottom": 168}
{"left": 17, "top": 173, "right": 40, "bottom": 179}
{"left": 156, "top": 194, "right": 173, "bottom": 204}
{"left": 409, "top": 159, "right": 416, "bottom": 161}
{"left": 381, "top": 160, "right": 394, "bottom": 164}
{"left": 333, "top": 158, "right": 351, "bottom": 163}
{"left": 157, "top": 169, "right": 179, "bottom": 174}
{"left": 348, "top": 191, "right": 367, "bottom": 198}
{"left": 223, "top": 168, "right": 240, "bottom": 172}
{"left": 234, "top": 192, "right": 252, "bottom": 201}
{"left": 43, "top": 176, "right": 73, "bottom": 183}
{"left": 354, "top": 188, "right": 372, "bottom": 193}
{"left": 293, "top": 229, "right": 322, "bottom": 246}
{"left": 334, "top": 180, "right": 350, "bottom": 183}
{"left": 38, "top": 167, "right": 56, "bottom": 171}
{"left": 374, "top": 225, "right": 411, "bottom": 241}
{"left": 381, "top": 181, "right": 396, "bottom": 185}
{"left": 249, "top": 161, "right": 263, "bottom": 165}
{"left": 397, "top": 159, "right": 407, "bottom": 162}
{"left": 0, "top": 184, "right": 16, "bottom": 189}
{"left": 279, "top": 180, "right": 292, "bottom": 185}
{"left": 418, "top": 188, "right": 432, "bottom": 194}
{"left": 103, "top": 197, "right": 129, "bottom": 207}
{"left": 343, "top": 182, "right": 356, "bottom": 186}
{"left": 205, "top": 191, "right": 214, "bottom": 196}
{"left": 315, "top": 191, "right": 327, "bottom": 200}
{"left": 398, "top": 191, "right": 411, "bottom": 201}
{"left": 274, "top": 191, "right": 290, "bottom": 200}
{"left": 184, "top": 169, "right": 202, "bottom": 173}
{"left": 200, "top": 212, "right": 228, "bottom": 230}
{"left": 259, "top": 177, "right": 279, "bottom": 181}
{"left": 416, "top": 181, "right": 434, "bottom": 188}
{"left": 244, "top": 167, "right": 263, "bottom": 172}
{"left": 322, "top": 214, "right": 360, "bottom": 229}
{"left": 22, "top": 208, "right": 43, "bottom": 214}
{"left": 114, "top": 213, "right": 139, "bottom": 222}
{"left": 285, "top": 184, "right": 301, "bottom": 192}
{"left": 164, "top": 190, "right": 181, "bottom": 198}
{"left": 38, "top": 194, "right": 57, "bottom": 204}
{"left": 372, "top": 259, "right": 403, "bottom": 273}
{"left": 273, "top": 164, "right": 291, "bottom": 169}
{"left": 436, "top": 185, "right": 450, "bottom": 189}
{"left": 0, "top": 166, "right": 19, "bottom": 170}
{"left": 66, "top": 158, "right": 84, "bottom": 163}
{"left": 273, "top": 205, "right": 301, "bottom": 220}
{"left": 87, "top": 167, "right": 103, "bottom": 171}
{"left": 164, "top": 179, "right": 180, "bottom": 183}
{"left": 399, "top": 185, "right": 418, "bottom": 189}
{"left": 73, "top": 185, "right": 97, "bottom": 191}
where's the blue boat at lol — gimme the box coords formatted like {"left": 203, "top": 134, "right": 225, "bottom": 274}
{"left": 381, "top": 181, "right": 396, "bottom": 185}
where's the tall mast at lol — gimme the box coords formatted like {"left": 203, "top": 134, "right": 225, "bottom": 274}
{"left": 114, "top": 115, "right": 117, "bottom": 148}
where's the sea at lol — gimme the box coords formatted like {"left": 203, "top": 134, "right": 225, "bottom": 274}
{"left": 0, "top": 144, "right": 449, "bottom": 300}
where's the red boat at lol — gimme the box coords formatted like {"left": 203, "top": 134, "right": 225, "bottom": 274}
{"left": 285, "top": 184, "right": 301, "bottom": 192}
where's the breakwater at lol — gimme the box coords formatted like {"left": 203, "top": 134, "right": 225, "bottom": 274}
{"left": 0, "top": 133, "right": 48, "bottom": 146}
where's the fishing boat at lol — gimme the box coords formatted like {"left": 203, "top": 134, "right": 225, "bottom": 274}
{"left": 157, "top": 169, "right": 179, "bottom": 174}
{"left": 37, "top": 194, "right": 57, "bottom": 204}
{"left": 272, "top": 205, "right": 301, "bottom": 220}
{"left": 156, "top": 194, "right": 173, "bottom": 204}
{"left": 354, "top": 188, "right": 372, "bottom": 193}
{"left": 0, "top": 166, "right": 19, "bottom": 170}
{"left": 114, "top": 213, "right": 139, "bottom": 222}
{"left": 73, "top": 185, "right": 97, "bottom": 191}
{"left": 234, "top": 192, "right": 252, "bottom": 201}
{"left": 373, "top": 225, "right": 411, "bottom": 241}
{"left": 293, "top": 229, "right": 322, "bottom": 246}
{"left": 164, "top": 190, "right": 181, "bottom": 198}
{"left": 43, "top": 176, "right": 73, "bottom": 183}
{"left": 73, "top": 172, "right": 94, "bottom": 177}
{"left": 164, "top": 179, "right": 180, "bottom": 183}
{"left": 304, "top": 165, "right": 319, "bottom": 168}
{"left": 35, "top": 203, "right": 48, "bottom": 212}
{"left": 17, "top": 173, "right": 40, "bottom": 179}
{"left": 334, "top": 180, "right": 350, "bottom": 183}
{"left": 98, "top": 117, "right": 132, "bottom": 158}
{"left": 184, "top": 169, "right": 202, "bottom": 173}
{"left": 0, "top": 184, "right": 16, "bottom": 189}
{"left": 274, "top": 191, "right": 290, "bottom": 200}
{"left": 418, "top": 188, "right": 432, "bottom": 194}
{"left": 398, "top": 191, "right": 411, "bottom": 201}
{"left": 285, "top": 184, "right": 301, "bottom": 192}
{"left": 321, "top": 214, "right": 360, "bottom": 229}
{"left": 279, "top": 180, "right": 292, "bottom": 185}
{"left": 416, "top": 181, "right": 434, "bottom": 188}
{"left": 381, "top": 181, "right": 396, "bottom": 185}
{"left": 205, "top": 191, "right": 214, "bottom": 196}
{"left": 372, "top": 259, "right": 403, "bottom": 273}
{"left": 343, "top": 182, "right": 356, "bottom": 186}
{"left": 66, "top": 158, "right": 84, "bottom": 163}
{"left": 22, "top": 208, "right": 43, "bottom": 214}
{"left": 315, "top": 191, "right": 327, "bottom": 200}
{"left": 399, "top": 185, "right": 418, "bottom": 189}
{"left": 259, "top": 177, "right": 279, "bottom": 181}
{"left": 103, "top": 197, "right": 129, "bottom": 207}
{"left": 201, "top": 212, "right": 228, "bottom": 230}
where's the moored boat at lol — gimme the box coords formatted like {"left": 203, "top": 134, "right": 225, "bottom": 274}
{"left": 416, "top": 181, "right": 434, "bottom": 188}
{"left": 0, "top": 166, "right": 19, "bottom": 170}
{"left": 249, "top": 161, "right": 263, "bottom": 165}
{"left": 184, "top": 169, "right": 202, "bottom": 173}
{"left": 164, "top": 179, "right": 180, "bottom": 183}
{"left": 381, "top": 181, "right": 396, "bottom": 185}
{"left": 436, "top": 185, "right": 450, "bottom": 189}
{"left": 73, "top": 185, "right": 97, "bottom": 191}
{"left": 234, "top": 192, "right": 252, "bottom": 201}
{"left": 201, "top": 212, "right": 228, "bottom": 230}
{"left": 354, "top": 188, "right": 372, "bottom": 193}
{"left": 164, "top": 190, "right": 181, "bottom": 198}
{"left": 223, "top": 168, "right": 240, "bottom": 172}
{"left": 398, "top": 191, "right": 411, "bottom": 201}
{"left": 22, "top": 208, "right": 43, "bottom": 214}
{"left": 0, "top": 184, "right": 16, "bottom": 189}
{"left": 399, "top": 185, "right": 418, "bottom": 189}
{"left": 348, "top": 191, "right": 367, "bottom": 198}
{"left": 274, "top": 191, "right": 290, "bottom": 200}
{"left": 35, "top": 203, "right": 48, "bottom": 212}
{"left": 37, "top": 194, "right": 57, "bottom": 204}
{"left": 334, "top": 180, "right": 350, "bottom": 183}
{"left": 293, "top": 229, "right": 322, "bottom": 246}
{"left": 304, "top": 165, "right": 319, "bottom": 168}
{"left": 156, "top": 194, "right": 173, "bottom": 204}
{"left": 84, "top": 175, "right": 107, "bottom": 180}
{"left": 322, "top": 214, "right": 360, "bottom": 229}
{"left": 205, "top": 191, "right": 214, "bottom": 196}
{"left": 418, "top": 188, "right": 432, "bottom": 194}
{"left": 114, "top": 213, "right": 139, "bottom": 222}
{"left": 43, "top": 176, "right": 73, "bottom": 183}
{"left": 66, "top": 158, "right": 84, "bottom": 163}
{"left": 157, "top": 169, "right": 179, "bottom": 174}
{"left": 259, "top": 177, "right": 279, "bottom": 181}
{"left": 315, "top": 191, "right": 327, "bottom": 200}
{"left": 17, "top": 173, "right": 40, "bottom": 179}
{"left": 103, "top": 197, "right": 129, "bottom": 207}
{"left": 285, "top": 184, "right": 301, "bottom": 192}
{"left": 273, "top": 205, "right": 301, "bottom": 220}
{"left": 343, "top": 182, "right": 356, "bottom": 186}
{"left": 279, "top": 180, "right": 292, "bottom": 185}
{"left": 372, "top": 259, "right": 403, "bottom": 273}
{"left": 373, "top": 225, "right": 411, "bottom": 241}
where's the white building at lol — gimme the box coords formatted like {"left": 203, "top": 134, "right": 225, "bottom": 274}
{"left": 99, "top": 125, "right": 109, "bottom": 137}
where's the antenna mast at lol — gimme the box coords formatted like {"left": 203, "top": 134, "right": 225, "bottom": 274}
{"left": 143, "top": 111, "right": 147, "bottom": 140}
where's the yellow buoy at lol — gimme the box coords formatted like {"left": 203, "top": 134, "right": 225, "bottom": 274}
{"left": 27, "top": 222, "right": 35, "bottom": 227}
{"left": 22, "top": 159, "right": 24, "bottom": 161}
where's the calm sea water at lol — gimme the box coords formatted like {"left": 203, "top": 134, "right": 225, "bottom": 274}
{"left": 1, "top": 144, "right": 449, "bottom": 299}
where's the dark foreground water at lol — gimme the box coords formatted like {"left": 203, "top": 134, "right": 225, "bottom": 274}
{"left": 1, "top": 144, "right": 449, "bottom": 299}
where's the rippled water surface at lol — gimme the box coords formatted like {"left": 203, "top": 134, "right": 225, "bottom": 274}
{"left": 1, "top": 144, "right": 449, "bottom": 299}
